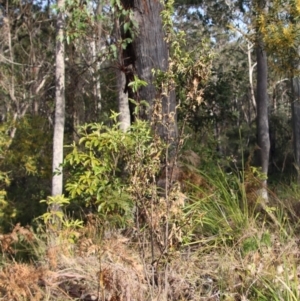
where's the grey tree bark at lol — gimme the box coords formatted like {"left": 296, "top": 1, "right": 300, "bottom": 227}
{"left": 117, "top": 70, "right": 131, "bottom": 132}
{"left": 114, "top": 16, "right": 131, "bottom": 131}
{"left": 89, "top": 0, "right": 103, "bottom": 119}
{"left": 256, "top": 45, "right": 270, "bottom": 180}
{"left": 52, "top": 0, "right": 65, "bottom": 201}
{"left": 247, "top": 42, "right": 257, "bottom": 116}
{"left": 292, "top": 78, "right": 300, "bottom": 183}
{"left": 256, "top": 2, "right": 270, "bottom": 197}
{"left": 289, "top": 4, "right": 300, "bottom": 184}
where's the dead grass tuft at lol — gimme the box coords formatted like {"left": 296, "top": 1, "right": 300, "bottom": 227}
{"left": 0, "top": 223, "right": 35, "bottom": 255}
{"left": 0, "top": 262, "right": 45, "bottom": 301}
{"left": 51, "top": 234, "right": 147, "bottom": 301}
{"left": 0, "top": 233, "right": 148, "bottom": 301}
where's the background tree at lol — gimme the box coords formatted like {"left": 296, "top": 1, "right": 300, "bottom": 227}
{"left": 113, "top": 2, "right": 131, "bottom": 131}
{"left": 52, "top": 0, "right": 65, "bottom": 202}
{"left": 0, "top": 0, "right": 54, "bottom": 229}
{"left": 255, "top": 0, "right": 270, "bottom": 195}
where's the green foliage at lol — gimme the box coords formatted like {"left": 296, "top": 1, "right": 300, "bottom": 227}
{"left": 241, "top": 231, "right": 271, "bottom": 255}
{"left": 39, "top": 195, "right": 83, "bottom": 243}
{"left": 40, "top": 195, "right": 71, "bottom": 224}
{"left": 254, "top": 0, "right": 300, "bottom": 75}
{"left": 0, "top": 122, "right": 14, "bottom": 232}
{"left": 111, "top": 0, "right": 138, "bottom": 33}
{"left": 128, "top": 76, "right": 149, "bottom": 118}
{"left": 65, "top": 120, "right": 131, "bottom": 227}
{"left": 54, "top": 0, "right": 94, "bottom": 44}
{"left": 6, "top": 116, "right": 52, "bottom": 177}
{"left": 128, "top": 75, "right": 147, "bottom": 93}
{"left": 108, "top": 0, "right": 138, "bottom": 60}
{"left": 0, "top": 116, "right": 52, "bottom": 232}
{"left": 158, "top": 0, "right": 213, "bottom": 127}
{"left": 64, "top": 114, "right": 163, "bottom": 228}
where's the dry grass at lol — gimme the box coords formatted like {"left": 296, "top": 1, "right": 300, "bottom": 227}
{"left": 1, "top": 222, "right": 300, "bottom": 301}
{"left": 2, "top": 167, "right": 300, "bottom": 301}
{"left": 0, "top": 223, "right": 35, "bottom": 255}
{"left": 0, "top": 228, "right": 148, "bottom": 301}
{"left": 0, "top": 262, "right": 45, "bottom": 301}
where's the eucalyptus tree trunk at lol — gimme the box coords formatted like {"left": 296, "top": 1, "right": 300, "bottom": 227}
{"left": 255, "top": 0, "right": 270, "bottom": 198}
{"left": 52, "top": 0, "right": 65, "bottom": 202}
{"left": 256, "top": 45, "right": 270, "bottom": 181}
{"left": 89, "top": 0, "right": 103, "bottom": 119}
{"left": 248, "top": 42, "right": 257, "bottom": 116}
{"left": 292, "top": 78, "right": 300, "bottom": 183}
{"left": 290, "top": 6, "right": 300, "bottom": 183}
{"left": 114, "top": 16, "right": 131, "bottom": 131}
{"left": 117, "top": 71, "right": 131, "bottom": 131}
{"left": 121, "top": 0, "right": 177, "bottom": 141}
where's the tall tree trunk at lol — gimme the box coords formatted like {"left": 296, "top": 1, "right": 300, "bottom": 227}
{"left": 292, "top": 78, "right": 300, "bottom": 183}
{"left": 89, "top": 0, "right": 103, "bottom": 120}
{"left": 5, "top": 3, "right": 18, "bottom": 139}
{"left": 121, "top": 0, "right": 177, "bottom": 141}
{"left": 290, "top": 2, "right": 300, "bottom": 184}
{"left": 256, "top": 45, "right": 270, "bottom": 178}
{"left": 256, "top": 6, "right": 270, "bottom": 197}
{"left": 52, "top": 0, "right": 65, "bottom": 203}
{"left": 117, "top": 70, "right": 131, "bottom": 131}
{"left": 114, "top": 16, "right": 131, "bottom": 131}
{"left": 248, "top": 42, "right": 257, "bottom": 117}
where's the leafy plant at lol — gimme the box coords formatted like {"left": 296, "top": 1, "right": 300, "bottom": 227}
{"left": 0, "top": 121, "right": 14, "bottom": 232}
{"left": 39, "top": 195, "right": 83, "bottom": 245}
{"left": 64, "top": 113, "right": 163, "bottom": 228}
{"left": 55, "top": 0, "right": 94, "bottom": 44}
{"left": 0, "top": 116, "right": 52, "bottom": 231}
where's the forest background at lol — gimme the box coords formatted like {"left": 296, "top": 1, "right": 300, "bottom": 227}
{"left": 1, "top": 0, "right": 300, "bottom": 300}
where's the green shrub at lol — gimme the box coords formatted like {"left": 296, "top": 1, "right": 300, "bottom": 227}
{"left": 64, "top": 114, "right": 163, "bottom": 228}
